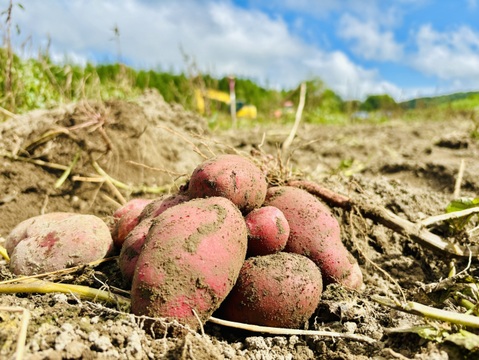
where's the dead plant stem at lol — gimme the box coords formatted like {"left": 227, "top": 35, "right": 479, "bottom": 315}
{"left": 2, "top": 151, "right": 69, "bottom": 171}
{"left": 0, "top": 279, "right": 130, "bottom": 308}
{"left": 454, "top": 159, "right": 465, "bottom": 199}
{"left": 0, "top": 306, "right": 30, "bottom": 360}
{"left": 208, "top": 316, "right": 375, "bottom": 343}
{"left": 54, "top": 151, "right": 80, "bottom": 188}
{"left": 0, "top": 104, "right": 17, "bottom": 118}
{"left": 0, "top": 257, "right": 117, "bottom": 285}
{"left": 420, "top": 207, "right": 479, "bottom": 227}
{"left": 374, "top": 296, "right": 479, "bottom": 328}
{"left": 282, "top": 82, "right": 306, "bottom": 155}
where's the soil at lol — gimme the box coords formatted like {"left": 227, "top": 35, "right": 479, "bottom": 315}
{"left": 1, "top": 89, "right": 479, "bottom": 359}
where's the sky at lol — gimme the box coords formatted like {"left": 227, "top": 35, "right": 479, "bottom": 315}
{"left": 6, "top": 0, "right": 479, "bottom": 101}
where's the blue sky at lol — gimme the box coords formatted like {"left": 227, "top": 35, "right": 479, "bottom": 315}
{"left": 8, "top": 0, "right": 479, "bottom": 101}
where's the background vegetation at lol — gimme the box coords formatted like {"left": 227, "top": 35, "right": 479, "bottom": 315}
{"left": 1, "top": 0, "right": 479, "bottom": 129}
{"left": 3, "top": 48, "right": 479, "bottom": 127}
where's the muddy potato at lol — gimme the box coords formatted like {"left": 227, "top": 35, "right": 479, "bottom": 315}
{"left": 187, "top": 154, "right": 267, "bottom": 213}
{"left": 110, "top": 198, "right": 153, "bottom": 249}
{"left": 5, "top": 212, "right": 74, "bottom": 256}
{"left": 130, "top": 196, "right": 248, "bottom": 331}
{"left": 244, "top": 206, "right": 290, "bottom": 256}
{"left": 264, "top": 186, "right": 363, "bottom": 290}
{"left": 118, "top": 194, "right": 191, "bottom": 284}
{"left": 118, "top": 217, "right": 155, "bottom": 284}
{"left": 8, "top": 213, "right": 114, "bottom": 275}
{"left": 218, "top": 252, "right": 323, "bottom": 328}
{"left": 138, "top": 193, "right": 190, "bottom": 222}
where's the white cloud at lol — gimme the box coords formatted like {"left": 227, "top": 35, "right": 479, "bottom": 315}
{"left": 255, "top": 0, "right": 413, "bottom": 27}
{"left": 304, "top": 51, "right": 402, "bottom": 99}
{"left": 8, "top": 0, "right": 401, "bottom": 100}
{"left": 338, "top": 14, "right": 403, "bottom": 61}
{"left": 411, "top": 24, "right": 479, "bottom": 87}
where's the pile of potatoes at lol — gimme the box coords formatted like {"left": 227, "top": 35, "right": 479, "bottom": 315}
{"left": 5, "top": 154, "right": 362, "bottom": 331}
{"left": 116, "top": 154, "right": 363, "bottom": 330}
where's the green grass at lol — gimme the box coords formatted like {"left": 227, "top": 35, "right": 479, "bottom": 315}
{"left": 400, "top": 91, "right": 479, "bottom": 110}
{"left": 0, "top": 49, "right": 284, "bottom": 120}
{"left": 2, "top": 47, "right": 479, "bottom": 132}
{"left": 439, "top": 94, "right": 479, "bottom": 111}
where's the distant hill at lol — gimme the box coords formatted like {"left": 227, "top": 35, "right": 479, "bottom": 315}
{"left": 400, "top": 91, "right": 479, "bottom": 110}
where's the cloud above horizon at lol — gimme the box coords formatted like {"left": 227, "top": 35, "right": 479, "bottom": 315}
{"left": 7, "top": 0, "right": 479, "bottom": 100}
{"left": 338, "top": 14, "right": 403, "bottom": 61}
{"left": 411, "top": 24, "right": 479, "bottom": 87}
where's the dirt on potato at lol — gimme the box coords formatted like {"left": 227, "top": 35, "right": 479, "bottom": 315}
{"left": 1, "top": 90, "right": 479, "bottom": 359}
{"left": 218, "top": 252, "right": 323, "bottom": 329}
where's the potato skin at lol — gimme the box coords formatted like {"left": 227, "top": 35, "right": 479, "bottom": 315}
{"left": 130, "top": 196, "right": 248, "bottom": 331}
{"left": 8, "top": 213, "right": 114, "bottom": 275}
{"left": 138, "top": 193, "right": 190, "bottom": 222}
{"left": 110, "top": 198, "right": 153, "bottom": 248}
{"left": 264, "top": 186, "right": 363, "bottom": 290}
{"left": 187, "top": 154, "right": 267, "bottom": 213}
{"left": 118, "top": 194, "right": 190, "bottom": 284}
{"left": 118, "top": 217, "right": 155, "bottom": 285}
{"left": 218, "top": 252, "right": 322, "bottom": 328}
{"left": 245, "top": 206, "right": 290, "bottom": 256}
{"left": 5, "top": 212, "right": 74, "bottom": 256}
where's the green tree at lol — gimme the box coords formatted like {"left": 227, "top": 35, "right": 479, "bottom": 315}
{"left": 344, "top": 99, "right": 361, "bottom": 114}
{"left": 360, "top": 94, "right": 397, "bottom": 112}
{"left": 320, "top": 89, "right": 343, "bottom": 113}
{"left": 304, "top": 78, "right": 325, "bottom": 110}
{"left": 286, "top": 78, "right": 343, "bottom": 112}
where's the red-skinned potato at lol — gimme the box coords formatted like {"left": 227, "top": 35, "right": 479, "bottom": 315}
{"left": 118, "top": 217, "right": 155, "bottom": 284}
{"left": 245, "top": 206, "right": 290, "bottom": 256}
{"left": 264, "top": 186, "right": 363, "bottom": 290}
{"left": 218, "top": 252, "right": 322, "bottom": 328}
{"left": 130, "top": 196, "right": 248, "bottom": 331}
{"left": 187, "top": 154, "right": 267, "bottom": 213}
{"left": 118, "top": 194, "right": 190, "bottom": 284}
{"left": 5, "top": 212, "right": 74, "bottom": 256}
{"left": 7, "top": 213, "right": 114, "bottom": 275}
{"left": 138, "top": 193, "right": 190, "bottom": 222}
{"left": 110, "top": 198, "right": 153, "bottom": 248}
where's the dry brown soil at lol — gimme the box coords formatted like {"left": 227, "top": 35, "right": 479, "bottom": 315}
{"left": 1, "top": 90, "right": 479, "bottom": 359}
